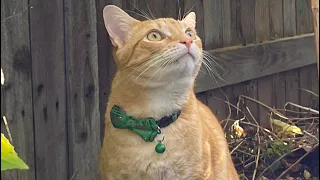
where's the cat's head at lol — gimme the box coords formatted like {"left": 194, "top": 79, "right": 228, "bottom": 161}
{"left": 103, "top": 5, "right": 202, "bottom": 88}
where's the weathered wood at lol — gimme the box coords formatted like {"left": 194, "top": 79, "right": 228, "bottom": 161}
{"left": 239, "top": 0, "right": 255, "bottom": 45}
{"left": 195, "top": 34, "right": 317, "bottom": 93}
{"left": 203, "top": 0, "right": 222, "bottom": 49}
{"left": 29, "top": 0, "right": 68, "bottom": 179}
{"left": 274, "top": 71, "right": 286, "bottom": 108}
{"left": 270, "top": 0, "right": 283, "bottom": 40}
{"left": 269, "top": 0, "right": 286, "bottom": 112}
{"left": 256, "top": 0, "right": 272, "bottom": 128}
{"left": 283, "top": 0, "right": 298, "bottom": 117}
{"left": 310, "top": 65, "right": 319, "bottom": 109}
{"left": 239, "top": 0, "right": 258, "bottom": 121}
{"left": 202, "top": 0, "right": 227, "bottom": 121}
{"left": 299, "top": 65, "right": 312, "bottom": 109}
{"left": 96, "top": 0, "right": 121, "bottom": 143}
{"left": 283, "top": 0, "right": 297, "bottom": 37}
{"left": 311, "top": 0, "right": 319, "bottom": 76}
{"left": 1, "top": 0, "right": 35, "bottom": 179}
{"left": 285, "top": 70, "right": 300, "bottom": 117}
{"left": 64, "top": 0, "right": 101, "bottom": 179}
{"left": 220, "top": 0, "right": 238, "bottom": 122}
{"left": 296, "top": 0, "right": 314, "bottom": 114}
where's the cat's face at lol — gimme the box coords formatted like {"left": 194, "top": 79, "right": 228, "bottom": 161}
{"left": 103, "top": 5, "right": 202, "bottom": 87}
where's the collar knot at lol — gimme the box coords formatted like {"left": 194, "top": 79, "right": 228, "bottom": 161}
{"left": 110, "top": 105, "right": 181, "bottom": 142}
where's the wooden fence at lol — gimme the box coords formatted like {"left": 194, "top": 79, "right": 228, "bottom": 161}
{"left": 1, "top": 0, "right": 318, "bottom": 180}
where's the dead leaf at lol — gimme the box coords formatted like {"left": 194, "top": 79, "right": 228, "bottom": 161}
{"left": 304, "top": 169, "right": 312, "bottom": 179}
{"left": 270, "top": 119, "right": 302, "bottom": 135}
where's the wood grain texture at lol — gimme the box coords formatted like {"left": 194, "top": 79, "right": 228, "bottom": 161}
{"left": 96, "top": 0, "right": 121, "bottom": 143}
{"left": 64, "top": 0, "right": 101, "bottom": 179}
{"left": 296, "top": 0, "right": 315, "bottom": 114}
{"left": 283, "top": 0, "right": 299, "bottom": 117}
{"left": 240, "top": 0, "right": 255, "bottom": 45}
{"left": 310, "top": 65, "right": 319, "bottom": 109}
{"left": 269, "top": 0, "right": 286, "bottom": 112}
{"left": 311, "top": 0, "right": 319, "bottom": 75}
{"left": 203, "top": 0, "right": 222, "bottom": 49}
{"left": 29, "top": 0, "right": 68, "bottom": 179}
{"left": 274, "top": 71, "right": 287, "bottom": 109}
{"left": 202, "top": 0, "right": 227, "bottom": 122}
{"left": 283, "top": 0, "right": 297, "bottom": 37}
{"left": 239, "top": 0, "right": 259, "bottom": 120}
{"left": 1, "top": 0, "right": 35, "bottom": 179}
{"left": 195, "top": 34, "right": 317, "bottom": 93}
{"left": 256, "top": 0, "right": 272, "bottom": 128}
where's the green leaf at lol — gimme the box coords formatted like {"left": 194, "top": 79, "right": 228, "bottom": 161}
{"left": 1, "top": 133, "right": 29, "bottom": 171}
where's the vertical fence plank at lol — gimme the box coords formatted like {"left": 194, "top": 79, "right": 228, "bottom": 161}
{"left": 64, "top": 0, "right": 101, "bottom": 179}
{"left": 29, "top": 0, "right": 68, "bottom": 179}
{"left": 1, "top": 0, "right": 35, "bottom": 179}
{"left": 270, "top": 0, "right": 286, "bottom": 111}
{"left": 297, "top": 0, "right": 314, "bottom": 111}
{"left": 283, "top": 0, "right": 299, "bottom": 117}
{"left": 96, "top": 0, "right": 121, "bottom": 143}
{"left": 310, "top": 66, "right": 319, "bottom": 109}
{"left": 239, "top": 0, "right": 259, "bottom": 122}
{"left": 202, "top": 0, "right": 226, "bottom": 121}
{"left": 255, "top": 0, "right": 273, "bottom": 128}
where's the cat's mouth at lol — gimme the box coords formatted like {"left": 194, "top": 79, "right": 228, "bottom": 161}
{"left": 180, "top": 52, "right": 195, "bottom": 61}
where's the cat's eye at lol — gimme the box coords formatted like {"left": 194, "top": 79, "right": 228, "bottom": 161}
{"left": 185, "top": 29, "right": 196, "bottom": 40}
{"left": 147, "top": 31, "right": 164, "bottom": 41}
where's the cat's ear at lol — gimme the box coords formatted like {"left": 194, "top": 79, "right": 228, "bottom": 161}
{"left": 182, "top": 12, "right": 196, "bottom": 29}
{"left": 103, "top": 5, "right": 139, "bottom": 47}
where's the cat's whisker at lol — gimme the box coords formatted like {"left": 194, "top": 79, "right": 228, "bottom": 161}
{"left": 201, "top": 56, "right": 227, "bottom": 84}
{"left": 146, "top": 3, "right": 156, "bottom": 19}
{"left": 124, "top": 9, "right": 151, "bottom": 21}
{"left": 202, "top": 50, "right": 224, "bottom": 70}
{"left": 177, "top": 0, "right": 182, "bottom": 20}
{"left": 194, "top": 48, "right": 226, "bottom": 83}
{"left": 183, "top": 2, "right": 196, "bottom": 19}
{"left": 143, "top": 60, "right": 168, "bottom": 88}
{"left": 133, "top": 54, "right": 166, "bottom": 84}
{"left": 116, "top": 54, "right": 163, "bottom": 88}
{"left": 130, "top": 2, "right": 153, "bottom": 20}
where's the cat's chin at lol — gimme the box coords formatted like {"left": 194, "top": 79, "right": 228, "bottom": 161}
{"left": 176, "top": 53, "right": 199, "bottom": 76}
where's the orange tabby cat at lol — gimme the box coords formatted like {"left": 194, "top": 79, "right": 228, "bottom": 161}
{"left": 100, "top": 5, "right": 239, "bottom": 180}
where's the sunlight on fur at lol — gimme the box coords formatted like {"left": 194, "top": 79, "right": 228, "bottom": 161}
{"left": 99, "top": 5, "right": 239, "bottom": 180}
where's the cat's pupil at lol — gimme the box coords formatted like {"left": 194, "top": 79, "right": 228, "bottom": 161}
{"left": 153, "top": 33, "right": 157, "bottom": 38}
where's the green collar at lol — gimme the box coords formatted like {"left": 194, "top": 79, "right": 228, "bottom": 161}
{"left": 110, "top": 105, "right": 181, "bottom": 142}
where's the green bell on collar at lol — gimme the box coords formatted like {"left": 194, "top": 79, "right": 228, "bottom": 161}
{"left": 110, "top": 105, "right": 180, "bottom": 154}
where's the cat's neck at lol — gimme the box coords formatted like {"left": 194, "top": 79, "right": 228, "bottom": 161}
{"left": 108, "top": 73, "right": 196, "bottom": 120}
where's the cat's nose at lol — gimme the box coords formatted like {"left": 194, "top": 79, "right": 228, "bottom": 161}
{"left": 180, "top": 37, "right": 192, "bottom": 49}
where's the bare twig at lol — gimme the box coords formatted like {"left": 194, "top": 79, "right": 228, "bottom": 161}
{"left": 2, "top": 116, "right": 13, "bottom": 143}
{"left": 246, "top": 107, "right": 260, "bottom": 180}
{"left": 70, "top": 165, "right": 80, "bottom": 180}
{"left": 275, "top": 143, "right": 319, "bottom": 180}
{"left": 240, "top": 95, "right": 289, "bottom": 120}
{"left": 303, "top": 130, "right": 319, "bottom": 142}
{"left": 285, "top": 102, "right": 319, "bottom": 114}
{"left": 299, "top": 88, "right": 319, "bottom": 97}
{"left": 256, "top": 147, "right": 302, "bottom": 180}
{"left": 230, "top": 139, "right": 245, "bottom": 154}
